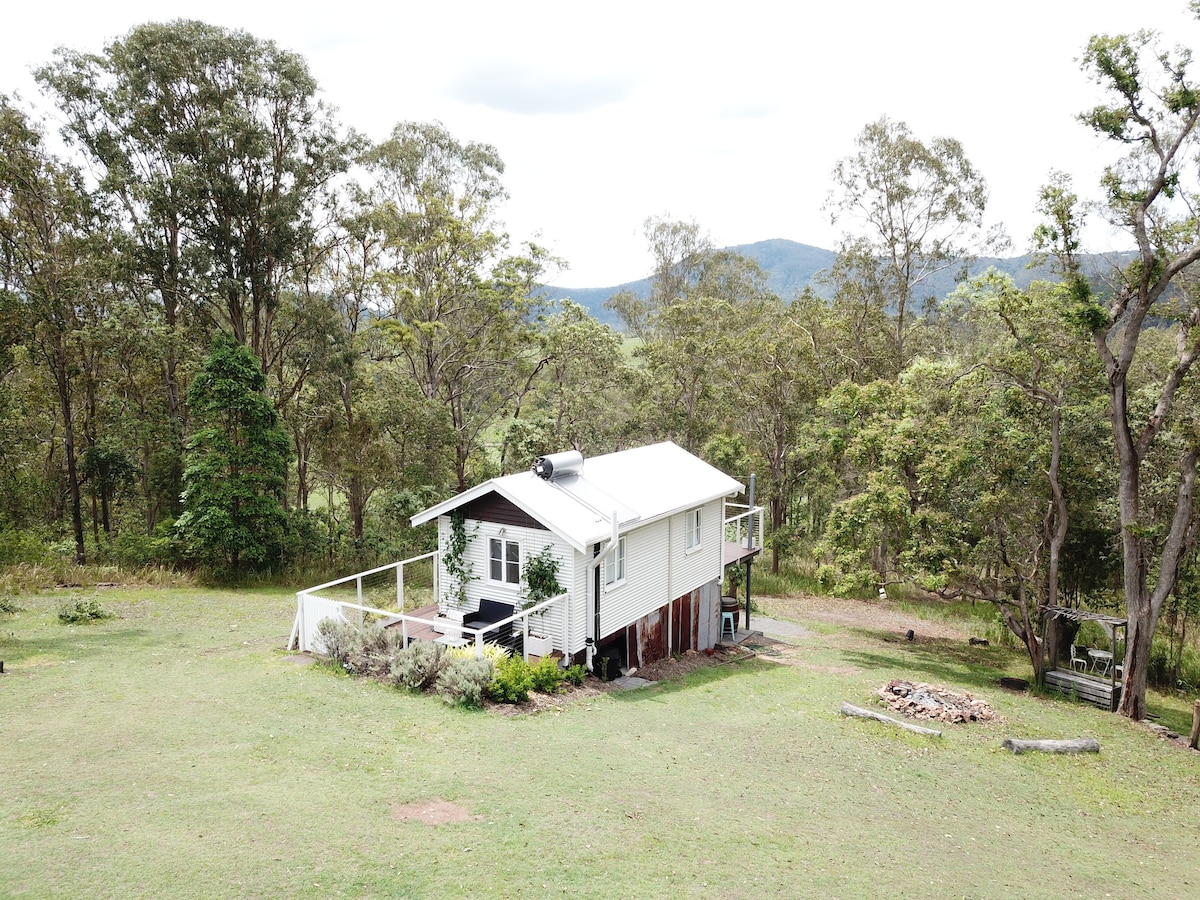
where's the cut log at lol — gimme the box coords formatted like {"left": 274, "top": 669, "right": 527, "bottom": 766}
{"left": 1000, "top": 737, "right": 1100, "bottom": 754}
{"left": 839, "top": 702, "right": 943, "bottom": 737}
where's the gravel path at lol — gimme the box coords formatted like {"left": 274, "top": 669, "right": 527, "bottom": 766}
{"left": 746, "top": 615, "right": 808, "bottom": 639}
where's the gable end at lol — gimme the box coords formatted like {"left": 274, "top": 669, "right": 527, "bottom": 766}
{"left": 464, "top": 492, "right": 550, "bottom": 531}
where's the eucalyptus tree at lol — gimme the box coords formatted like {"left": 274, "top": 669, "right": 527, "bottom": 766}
{"left": 0, "top": 97, "right": 114, "bottom": 563}
{"left": 501, "top": 300, "right": 633, "bottom": 465}
{"left": 37, "top": 19, "right": 355, "bottom": 380}
{"left": 365, "top": 121, "right": 551, "bottom": 492}
{"left": 721, "top": 296, "right": 823, "bottom": 572}
{"left": 1035, "top": 11, "right": 1200, "bottom": 718}
{"left": 826, "top": 117, "right": 1003, "bottom": 366}
{"left": 945, "top": 273, "right": 1110, "bottom": 676}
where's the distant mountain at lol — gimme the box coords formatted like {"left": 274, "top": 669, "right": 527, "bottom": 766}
{"left": 540, "top": 239, "right": 1129, "bottom": 327}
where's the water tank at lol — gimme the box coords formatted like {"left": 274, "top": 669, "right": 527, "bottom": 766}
{"left": 533, "top": 450, "right": 584, "bottom": 480}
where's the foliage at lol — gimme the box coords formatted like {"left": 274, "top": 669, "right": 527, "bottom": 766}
{"left": 443, "top": 509, "right": 476, "bottom": 607}
{"left": 826, "top": 116, "right": 1005, "bottom": 365}
{"left": 175, "top": 334, "right": 290, "bottom": 578}
{"left": 562, "top": 663, "right": 588, "bottom": 687}
{"left": 0, "top": 595, "right": 22, "bottom": 614}
{"left": 390, "top": 641, "right": 447, "bottom": 691}
{"left": 528, "top": 655, "right": 565, "bottom": 693}
{"left": 56, "top": 596, "right": 113, "bottom": 624}
{"left": 487, "top": 652, "right": 532, "bottom": 703}
{"left": 434, "top": 654, "right": 493, "bottom": 707}
{"left": 345, "top": 623, "right": 401, "bottom": 678}
{"left": 521, "top": 544, "right": 562, "bottom": 610}
{"left": 446, "top": 642, "right": 509, "bottom": 665}
{"left": 315, "top": 617, "right": 359, "bottom": 668}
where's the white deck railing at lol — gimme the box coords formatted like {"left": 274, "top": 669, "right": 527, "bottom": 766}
{"left": 723, "top": 501, "right": 765, "bottom": 550}
{"left": 288, "top": 551, "right": 568, "bottom": 662}
{"left": 289, "top": 550, "right": 438, "bottom": 652}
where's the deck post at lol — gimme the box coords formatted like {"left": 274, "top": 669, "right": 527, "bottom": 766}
{"left": 745, "top": 475, "right": 755, "bottom": 633}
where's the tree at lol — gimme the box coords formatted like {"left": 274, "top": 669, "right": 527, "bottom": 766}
{"left": 0, "top": 97, "right": 112, "bottom": 563}
{"left": 722, "top": 297, "right": 822, "bottom": 573}
{"left": 1037, "top": 13, "right": 1200, "bottom": 718}
{"left": 366, "top": 121, "right": 550, "bottom": 491}
{"left": 176, "top": 333, "right": 289, "bottom": 576}
{"left": 501, "top": 300, "right": 632, "bottom": 464}
{"left": 38, "top": 19, "right": 355, "bottom": 382}
{"left": 826, "top": 117, "right": 1003, "bottom": 365}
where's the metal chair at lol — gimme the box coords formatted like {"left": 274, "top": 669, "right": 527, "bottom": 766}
{"left": 720, "top": 611, "right": 736, "bottom": 641}
{"left": 1069, "top": 645, "right": 1088, "bottom": 672}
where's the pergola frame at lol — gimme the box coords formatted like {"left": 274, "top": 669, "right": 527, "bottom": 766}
{"left": 1043, "top": 605, "right": 1128, "bottom": 707}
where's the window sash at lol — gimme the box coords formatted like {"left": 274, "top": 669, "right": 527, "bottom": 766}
{"left": 686, "top": 508, "right": 702, "bottom": 549}
{"left": 605, "top": 537, "right": 626, "bottom": 585}
{"left": 489, "top": 538, "right": 520, "bottom": 584}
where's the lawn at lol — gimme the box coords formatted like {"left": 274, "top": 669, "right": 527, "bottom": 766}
{"left": 2, "top": 586, "right": 1199, "bottom": 898}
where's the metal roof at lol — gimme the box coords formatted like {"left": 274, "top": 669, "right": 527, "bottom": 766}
{"left": 411, "top": 441, "right": 745, "bottom": 553}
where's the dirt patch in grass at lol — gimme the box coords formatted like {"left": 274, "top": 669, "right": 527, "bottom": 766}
{"left": 391, "top": 798, "right": 480, "bottom": 825}
{"left": 632, "top": 645, "right": 752, "bottom": 681}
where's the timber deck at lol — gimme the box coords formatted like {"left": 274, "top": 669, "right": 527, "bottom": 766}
{"left": 1044, "top": 668, "right": 1120, "bottom": 711}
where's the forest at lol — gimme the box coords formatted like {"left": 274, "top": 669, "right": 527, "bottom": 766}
{"left": 4, "top": 15, "right": 1200, "bottom": 720}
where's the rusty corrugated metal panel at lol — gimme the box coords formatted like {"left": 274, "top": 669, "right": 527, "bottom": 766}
{"left": 681, "top": 590, "right": 695, "bottom": 652}
{"left": 639, "top": 609, "right": 666, "bottom": 665}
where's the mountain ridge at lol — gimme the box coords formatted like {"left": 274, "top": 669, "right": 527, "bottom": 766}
{"left": 541, "top": 238, "right": 1128, "bottom": 327}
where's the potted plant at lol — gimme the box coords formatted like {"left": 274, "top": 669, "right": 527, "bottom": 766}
{"left": 522, "top": 545, "right": 561, "bottom": 656}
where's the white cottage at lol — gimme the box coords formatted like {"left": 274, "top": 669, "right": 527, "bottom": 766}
{"left": 411, "top": 441, "right": 757, "bottom": 674}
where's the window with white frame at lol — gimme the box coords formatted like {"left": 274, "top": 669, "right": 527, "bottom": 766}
{"left": 489, "top": 537, "right": 520, "bottom": 584}
{"left": 685, "top": 507, "right": 702, "bottom": 551}
{"left": 605, "top": 536, "right": 626, "bottom": 586}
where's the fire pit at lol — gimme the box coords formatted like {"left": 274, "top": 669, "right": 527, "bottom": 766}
{"left": 876, "top": 679, "right": 999, "bottom": 724}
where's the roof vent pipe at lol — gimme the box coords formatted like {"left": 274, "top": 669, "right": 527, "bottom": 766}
{"left": 533, "top": 450, "right": 584, "bottom": 481}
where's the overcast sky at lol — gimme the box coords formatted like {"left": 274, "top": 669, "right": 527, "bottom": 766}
{"left": 2, "top": 1, "right": 1198, "bottom": 288}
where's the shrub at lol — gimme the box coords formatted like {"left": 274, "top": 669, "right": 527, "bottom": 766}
{"left": 315, "top": 617, "right": 359, "bottom": 668}
{"left": 488, "top": 653, "right": 532, "bottom": 703}
{"left": 390, "top": 641, "right": 446, "bottom": 691}
{"left": 57, "top": 597, "right": 114, "bottom": 624}
{"left": 563, "top": 663, "right": 587, "bottom": 687}
{"left": 0, "top": 595, "right": 22, "bottom": 615}
{"left": 529, "top": 655, "right": 565, "bottom": 694}
{"left": 346, "top": 623, "right": 401, "bottom": 678}
{"left": 446, "top": 643, "right": 509, "bottom": 665}
{"left": 435, "top": 655, "right": 493, "bottom": 707}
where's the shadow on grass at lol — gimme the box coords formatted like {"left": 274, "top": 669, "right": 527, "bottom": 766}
{"left": 0, "top": 626, "right": 156, "bottom": 664}
{"left": 837, "top": 643, "right": 1015, "bottom": 694}
{"left": 607, "top": 654, "right": 773, "bottom": 702}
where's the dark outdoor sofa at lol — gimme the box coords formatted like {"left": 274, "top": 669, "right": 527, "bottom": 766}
{"left": 462, "top": 599, "right": 518, "bottom": 649}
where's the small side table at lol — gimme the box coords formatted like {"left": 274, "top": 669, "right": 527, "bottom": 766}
{"left": 435, "top": 635, "right": 470, "bottom": 648}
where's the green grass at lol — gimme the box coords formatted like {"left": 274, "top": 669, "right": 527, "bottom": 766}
{"left": 3, "top": 587, "right": 1200, "bottom": 897}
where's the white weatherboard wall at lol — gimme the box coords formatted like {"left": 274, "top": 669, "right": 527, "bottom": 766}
{"left": 669, "top": 498, "right": 725, "bottom": 599}
{"left": 436, "top": 516, "right": 574, "bottom": 650}
{"left": 599, "top": 517, "right": 670, "bottom": 638}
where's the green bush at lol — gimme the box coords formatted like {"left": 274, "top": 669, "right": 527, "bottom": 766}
{"left": 0, "top": 595, "right": 22, "bottom": 614}
{"left": 488, "top": 653, "right": 532, "bottom": 703}
{"left": 529, "top": 655, "right": 565, "bottom": 693}
{"left": 57, "top": 597, "right": 114, "bottom": 624}
{"left": 435, "top": 655, "right": 493, "bottom": 707}
{"left": 390, "top": 641, "right": 446, "bottom": 691}
{"left": 563, "top": 663, "right": 587, "bottom": 687}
